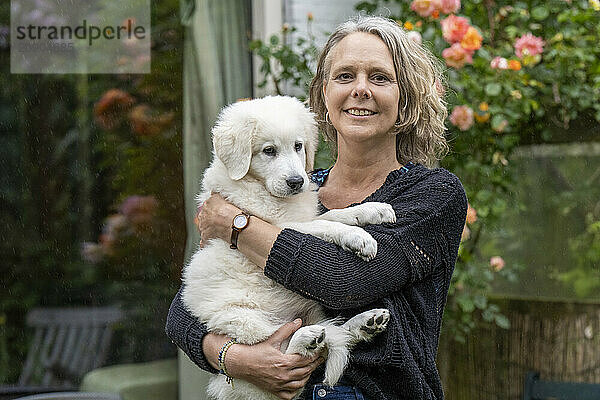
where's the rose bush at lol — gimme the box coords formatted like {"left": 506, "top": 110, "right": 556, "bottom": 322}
{"left": 252, "top": 0, "right": 600, "bottom": 341}
{"left": 354, "top": 0, "right": 600, "bottom": 340}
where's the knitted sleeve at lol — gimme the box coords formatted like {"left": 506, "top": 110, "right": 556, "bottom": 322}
{"left": 264, "top": 169, "right": 467, "bottom": 311}
{"left": 165, "top": 286, "right": 219, "bottom": 374}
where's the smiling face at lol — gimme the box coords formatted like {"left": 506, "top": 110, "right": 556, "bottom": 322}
{"left": 323, "top": 32, "right": 400, "bottom": 145}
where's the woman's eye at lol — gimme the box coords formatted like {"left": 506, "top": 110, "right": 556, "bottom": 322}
{"left": 336, "top": 73, "right": 353, "bottom": 81}
{"left": 263, "top": 146, "right": 276, "bottom": 156}
{"left": 295, "top": 142, "right": 303, "bottom": 152}
{"left": 372, "top": 74, "right": 390, "bottom": 83}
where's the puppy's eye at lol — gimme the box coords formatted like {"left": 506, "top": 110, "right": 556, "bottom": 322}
{"left": 295, "top": 142, "right": 303, "bottom": 152}
{"left": 263, "top": 146, "right": 276, "bottom": 156}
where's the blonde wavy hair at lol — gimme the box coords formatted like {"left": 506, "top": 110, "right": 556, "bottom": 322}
{"left": 309, "top": 16, "right": 448, "bottom": 167}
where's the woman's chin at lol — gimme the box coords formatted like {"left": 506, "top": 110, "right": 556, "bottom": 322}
{"left": 338, "top": 126, "right": 392, "bottom": 142}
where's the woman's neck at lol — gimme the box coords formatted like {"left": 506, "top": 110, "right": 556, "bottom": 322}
{"left": 316, "top": 142, "right": 400, "bottom": 210}
{"left": 329, "top": 140, "right": 401, "bottom": 189}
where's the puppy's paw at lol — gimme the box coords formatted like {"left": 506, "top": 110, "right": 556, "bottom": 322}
{"left": 354, "top": 202, "right": 396, "bottom": 225}
{"left": 340, "top": 228, "right": 378, "bottom": 261}
{"left": 286, "top": 325, "right": 326, "bottom": 357}
{"left": 343, "top": 309, "right": 390, "bottom": 342}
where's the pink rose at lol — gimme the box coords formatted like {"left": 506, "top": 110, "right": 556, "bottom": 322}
{"left": 490, "top": 256, "right": 505, "bottom": 271}
{"left": 119, "top": 195, "right": 159, "bottom": 225}
{"left": 449, "top": 105, "right": 474, "bottom": 131}
{"left": 434, "top": 0, "right": 461, "bottom": 14}
{"left": 440, "top": 15, "right": 470, "bottom": 43}
{"left": 410, "top": 0, "right": 436, "bottom": 17}
{"left": 442, "top": 43, "right": 473, "bottom": 69}
{"left": 514, "top": 33, "right": 545, "bottom": 58}
{"left": 407, "top": 31, "right": 422, "bottom": 44}
{"left": 490, "top": 56, "right": 509, "bottom": 69}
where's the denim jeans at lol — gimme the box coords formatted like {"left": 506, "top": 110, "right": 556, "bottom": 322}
{"left": 311, "top": 383, "right": 366, "bottom": 399}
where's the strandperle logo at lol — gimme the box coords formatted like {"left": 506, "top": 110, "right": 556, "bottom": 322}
{"left": 11, "top": 0, "right": 151, "bottom": 74}
{"left": 15, "top": 19, "right": 147, "bottom": 46}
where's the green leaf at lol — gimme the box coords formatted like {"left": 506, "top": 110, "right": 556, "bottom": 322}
{"left": 531, "top": 6, "right": 549, "bottom": 20}
{"left": 474, "top": 295, "right": 488, "bottom": 309}
{"left": 485, "top": 83, "right": 502, "bottom": 96}
{"left": 491, "top": 114, "right": 506, "bottom": 130}
{"left": 457, "top": 296, "right": 475, "bottom": 313}
{"left": 479, "top": 48, "right": 492, "bottom": 61}
{"left": 495, "top": 314, "right": 511, "bottom": 329}
{"left": 269, "top": 35, "right": 279, "bottom": 46}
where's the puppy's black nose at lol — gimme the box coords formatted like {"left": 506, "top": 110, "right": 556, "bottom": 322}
{"left": 286, "top": 175, "right": 304, "bottom": 190}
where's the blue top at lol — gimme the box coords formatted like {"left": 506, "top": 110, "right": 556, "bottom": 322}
{"left": 310, "top": 162, "right": 415, "bottom": 189}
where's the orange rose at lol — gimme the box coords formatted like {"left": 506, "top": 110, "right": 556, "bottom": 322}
{"left": 466, "top": 204, "right": 478, "bottom": 224}
{"left": 474, "top": 113, "right": 490, "bottom": 123}
{"left": 508, "top": 60, "right": 522, "bottom": 70}
{"left": 460, "top": 26, "right": 483, "bottom": 51}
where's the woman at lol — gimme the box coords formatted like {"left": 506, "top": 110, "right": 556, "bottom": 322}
{"left": 166, "top": 16, "right": 467, "bottom": 400}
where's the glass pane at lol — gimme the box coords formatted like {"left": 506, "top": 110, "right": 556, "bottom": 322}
{"left": 1, "top": 0, "right": 183, "bottom": 387}
{"left": 488, "top": 143, "right": 600, "bottom": 301}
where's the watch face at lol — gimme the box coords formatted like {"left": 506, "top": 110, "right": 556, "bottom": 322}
{"left": 233, "top": 214, "right": 248, "bottom": 229}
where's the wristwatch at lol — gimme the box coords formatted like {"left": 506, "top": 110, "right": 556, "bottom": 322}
{"left": 230, "top": 212, "right": 250, "bottom": 249}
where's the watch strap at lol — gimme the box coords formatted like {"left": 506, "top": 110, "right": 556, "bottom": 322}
{"left": 230, "top": 229, "right": 241, "bottom": 249}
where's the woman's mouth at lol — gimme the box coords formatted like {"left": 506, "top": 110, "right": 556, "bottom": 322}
{"left": 344, "top": 108, "right": 377, "bottom": 117}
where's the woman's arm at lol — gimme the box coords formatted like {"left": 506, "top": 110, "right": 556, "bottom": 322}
{"left": 197, "top": 170, "right": 468, "bottom": 310}
{"left": 267, "top": 176, "right": 467, "bottom": 309}
{"left": 165, "top": 286, "right": 217, "bottom": 373}
{"left": 196, "top": 193, "right": 280, "bottom": 268}
{"left": 166, "top": 287, "right": 323, "bottom": 399}
{"left": 207, "top": 321, "right": 324, "bottom": 400}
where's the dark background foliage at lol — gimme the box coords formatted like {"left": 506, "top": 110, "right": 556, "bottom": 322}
{"left": 0, "top": 0, "right": 184, "bottom": 382}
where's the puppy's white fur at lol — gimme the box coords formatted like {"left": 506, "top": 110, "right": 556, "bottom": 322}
{"left": 183, "top": 96, "right": 391, "bottom": 400}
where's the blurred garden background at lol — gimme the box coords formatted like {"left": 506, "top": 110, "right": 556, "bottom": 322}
{"left": 1, "top": 0, "right": 599, "bottom": 399}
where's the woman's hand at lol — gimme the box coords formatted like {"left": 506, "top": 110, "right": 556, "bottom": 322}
{"left": 226, "top": 320, "right": 324, "bottom": 400}
{"left": 196, "top": 193, "right": 240, "bottom": 246}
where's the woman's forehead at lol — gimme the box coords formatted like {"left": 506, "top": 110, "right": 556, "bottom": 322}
{"left": 328, "top": 33, "right": 396, "bottom": 72}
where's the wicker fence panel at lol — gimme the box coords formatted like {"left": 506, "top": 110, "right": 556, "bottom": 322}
{"left": 437, "top": 297, "right": 600, "bottom": 400}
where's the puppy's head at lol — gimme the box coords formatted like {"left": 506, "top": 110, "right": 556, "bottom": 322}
{"left": 212, "top": 96, "right": 318, "bottom": 198}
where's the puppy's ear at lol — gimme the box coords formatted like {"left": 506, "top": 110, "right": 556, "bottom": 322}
{"left": 212, "top": 107, "right": 255, "bottom": 180}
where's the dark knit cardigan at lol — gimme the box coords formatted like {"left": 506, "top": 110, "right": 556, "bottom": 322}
{"left": 166, "top": 163, "right": 467, "bottom": 400}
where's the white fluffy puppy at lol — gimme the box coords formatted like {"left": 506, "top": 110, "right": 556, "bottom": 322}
{"left": 183, "top": 96, "right": 394, "bottom": 400}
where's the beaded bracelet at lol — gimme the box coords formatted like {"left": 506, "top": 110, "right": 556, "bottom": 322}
{"left": 218, "top": 338, "right": 238, "bottom": 387}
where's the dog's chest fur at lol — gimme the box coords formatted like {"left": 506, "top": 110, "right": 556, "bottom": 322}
{"left": 182, "top": 160, "right": 325, "bottom": 344}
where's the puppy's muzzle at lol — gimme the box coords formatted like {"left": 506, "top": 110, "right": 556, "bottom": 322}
{"left": 286, "top": 175, "right": 304, "bottom": 192}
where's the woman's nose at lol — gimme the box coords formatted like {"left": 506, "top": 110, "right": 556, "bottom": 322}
{"left": 351, "top": 75, "right": 372, "bottom": 99}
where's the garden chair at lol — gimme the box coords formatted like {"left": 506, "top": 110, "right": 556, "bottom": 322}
{"left": 523, "top": 371, "right": 600, "bottom": 400}
{"left": 0, "top": 307, "right": 123, "bottom": 399}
